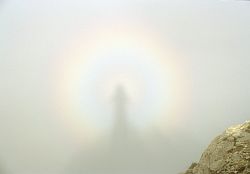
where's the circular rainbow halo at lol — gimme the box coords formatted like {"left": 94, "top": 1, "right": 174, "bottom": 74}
{"left": 56, "top": 25, "right": 187, "bottom": 138}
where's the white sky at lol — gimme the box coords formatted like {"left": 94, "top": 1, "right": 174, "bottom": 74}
{"left": 0, "top": 0, "right": 250, "bottom": 173}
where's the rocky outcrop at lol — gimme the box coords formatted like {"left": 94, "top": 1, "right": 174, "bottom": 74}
{"left": 184, "top": 121, "right": 250, "bottom": 174}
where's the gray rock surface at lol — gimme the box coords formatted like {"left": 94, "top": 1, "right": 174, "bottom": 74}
{"left": 184, "top": 121, "right": 250, "bottom": 174}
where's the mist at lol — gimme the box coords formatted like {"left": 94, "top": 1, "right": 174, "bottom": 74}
{"left": 0, "top": 0, "right": 250, "bottom": 174}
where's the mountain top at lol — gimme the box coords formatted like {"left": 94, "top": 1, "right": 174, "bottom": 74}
{"left": 184, "top": 121, "right": 250, "bottom": 174}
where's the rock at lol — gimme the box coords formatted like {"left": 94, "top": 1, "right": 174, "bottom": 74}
{"left": 185, "top": 163, "right": 198, "bottom": 174}
{"left": 184, "top": 121, "right": 250, "bottom": 174}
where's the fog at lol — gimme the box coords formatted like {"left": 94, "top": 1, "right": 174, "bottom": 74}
{"left": 0, "top": 0, "right": 250, "bottom": 174}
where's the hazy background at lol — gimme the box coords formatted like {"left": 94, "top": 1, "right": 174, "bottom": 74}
{"left": 0, "top": 0, "right": 250, "bottom": 173}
